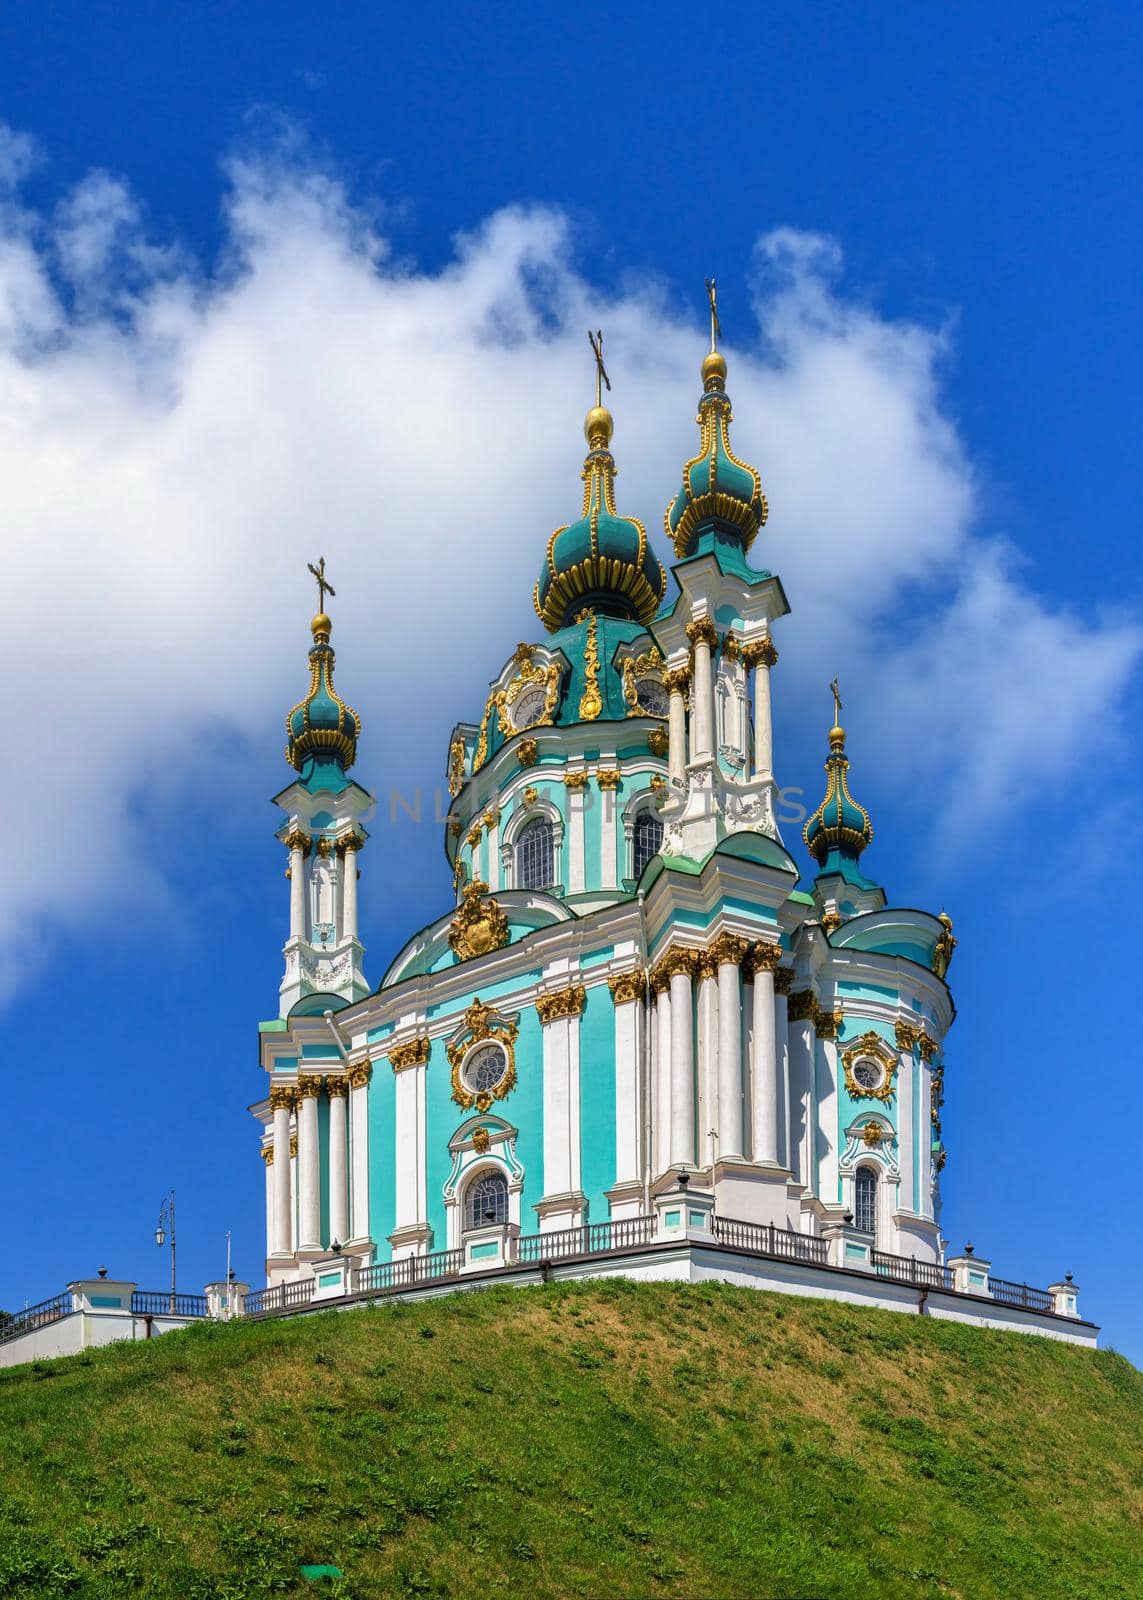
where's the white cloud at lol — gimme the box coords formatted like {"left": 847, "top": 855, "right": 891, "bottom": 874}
{"left": 0, "top": 127, "right": 1137, "bottom": 1000}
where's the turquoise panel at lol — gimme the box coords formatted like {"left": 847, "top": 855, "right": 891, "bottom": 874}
{"left": 664, "top": 1208, "right": 682, "bottom": 1226}
{"left": 469, "top": 1241, "right": 498, "bottom": 1260}
{"left": 318, "top": 1093, "right": 330, "bottom": 1248}
{"left": 91, "top": 1295, "right": 122, "bottom": 1308}
{"left": 427, "top": 971, "right": 542, "bottom": 1020}
{"left": 579, "top": 985, "right": 616, "bottom": 1221}
{"left": 368, "top": 1065, "right": 397, "bottom": 1261}
{"left": 837, "top": 980, "right": 898, "bottom": 1004}
{"left": 366, "top": 1024, "right": 395, "bottom": 1045}
{"left": 688, "top": 1209, "right": 706, "bottom": 1228}
{"left": 274, "top": 1056, "right": 299, "bottom": 1073}
{"left": 301, "top": 1043, "right": 340, "bottom": 1062}
{"left": 581, "top": 945, "right": 615, "bottom": 971}
{"left": 317, "top": 1271, "right": 341, "bottom": 1288}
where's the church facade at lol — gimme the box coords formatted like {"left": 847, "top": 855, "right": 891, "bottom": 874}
{"left": 253, "top": 329, "right": 960, "bottom": 1288}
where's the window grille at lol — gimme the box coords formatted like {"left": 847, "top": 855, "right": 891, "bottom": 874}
{"left": 516, "top": 818, "right": 555, "bottom": 889}
{"left": 633, "top": 810, "right": 664, "bottom": 879}
{"left": 855, "top": 1166, "right": 878, "bottom": 1236}
{"left": 635, "top": 678, "right": 668, "bottom": 717}
{"left": 464, "top": 1043, "right": 507, "bottom": 1095}
{"left": 465, "top": 1170, "right": 509, "bottom": 1230}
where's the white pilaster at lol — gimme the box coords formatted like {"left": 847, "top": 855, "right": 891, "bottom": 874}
{"left": 485, "top": 810, "right": 501, "bottom": 892}
{"left": 393, "top": 1063, "right": 420, "bottom": 1242}
{"left": 608, "top": 973, "right": 645, "bottom": 1209}
{"left": 666, "top": 955, "right": 696, "bottom": 1168}
{"left": 666, "top": 662, "right": 688, "bottom": 789}
{"left": 262, "top": 1147, "right": 275, "bottom": 1256}
{"left": 327, "top": 1077, "right": 350, "bottom": 1247}
{"left": 297, "top": 1077, "right": 322, "bottom": 1252}
{"left": 697, "top": 957, "right": 719, "bottom": 1168}
{"left": 288, "top": 834, "right": 307, "bottom": 940}
{"left": 348, "top": 1061, "right": 372, "bottom": 1245}
{"left": 339, "top": 841, "right": 359, "bottom": 941}
{"left": 919, "top": 1038, "right": 937, "bottom": 1221}
{"left": 271, "top": 1087, "right": 294, "bottom": 1257}
{"left": 787, "top": 997, "right": 816, "bottom": 1189}
{"left": 598, "top": 779, "right": 619, "bottom": 890}
{"left": 746, "top": 639, "right": 778, "bottom": 781}
{"left": 566, "top": 780, "right": 587, "bottom": 894}
{"left": 538, "top": 986, "right": 586, "bottom": 1228}
{"left": 817, "top": 1019, "right": 840, "bottom": 1208}
{"left": 688, "top": 619, "right": 716, "bottom": 763}
{"left": 655, "top": 981, "right": 672, "bottom": 1174}
{"left": 714, "top": 936, "right": 747, "bottom": 1160}
{"left": 775, "top": 972, "right": 791, "bottom": 1170}
{"left": 750, "top": 946, "right": 781, "bottom": 1166}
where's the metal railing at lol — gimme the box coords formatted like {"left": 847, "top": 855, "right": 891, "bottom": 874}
{"left": 354, "top": 1248, "right": 463, "bottom": 1295}
{"left": 131, "top": 1291, "right": 210, "bottom": 1319}
{"left": 988, "top": 1276, "right": 1053, "bottom": 1313}
{"left": 517, "top": 1215, "right": 656, "bottom": 1264}
{"left": 245, "top": 1278, "right": 316, "bottom": 1318}
{"left": 872, "top": 1249, "right": 954, "bottom": 1292}
{"left": 711, "top": 1215, "right": 830, "bottom": 1266}
{"left": 0, "top": 1291, "right": 73, "bottom": 1346}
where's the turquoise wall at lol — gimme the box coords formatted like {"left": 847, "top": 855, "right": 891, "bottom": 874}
{"left": 579, "top": 986, "right": 616, "bottom": 1221}
{"left": 368, "top": 1062, "right": 397, "bottom": 1261}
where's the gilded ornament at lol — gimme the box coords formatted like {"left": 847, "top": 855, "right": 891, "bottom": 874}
{"left": 774, "top": 967, "right": 794, "bottom": 996}
{"left": 536, "top": 984, "right": 587, "bottom": 1023}
{"left": 620, "top": 648, "right": 666, "bottom": 715}
{"left": 740, "top": 638, "right": 779, "bottom": 670}
{"left": 663, "top": 666, "right": 690, "bottom": 696}
{"left": 449, "top": 818, "right": 462, "bottom": 836}
{"left": 746, "top": 939, "right": 784, "bottom": 975}
{"left": 448, "top": 879, "right": 510, "bottom": 963}
{"left": 297, "top": 1074, "right": 324, "bottom": 1100}
{"left": 647, "top": 727, "right": 669, "bottom": 757}
{"left": 315, "top": 837, "right": 332, "bottom": 858}
{"left": 335, "top": 832, "right": 363, "bottom": 857}
{"left": 500, "top": 651, "right": 562, "bottom": 736}
{"left": 608, "top": 970, "right": 647, "bottom": 1006}
{"left": 447, "top": 739, "right": 467, "bottom": 798}
{"left": 577, "top": 612, "right": 603, "bottom": 721}
{"left": 389, "top": 1037, "right": 432, "bottom": 1073}
{"left": 289, "top": 1134, "right": 298, "bottom": 1159}
{"left": 649, "top": 774, "right": 666, "bottom": 790}
{"left": 787, "top": 991, "right": 817, "bottom": 1023}
{"left": 326, "top": 1075, "right": 349, "bottom": 1098}
{"left": 685, "top": 617, "right": 719, "bottom": 652}
{"left": 564, "top": 770, "right": 589, "bottom": 790}
{"left": 283, "top": 829, "right": 311, "bottom": 856}
{"left": 596, "top": 768, "right": 622, "bottom": 790}
{"left": 347, "top": 1060, "right": 373, "bottom": 1089}
{"left": 472, "top": 1127, "right": 491, "bottom": 1154}
{"left": 862, "top": 1121, "right": 884, "bottom": 1147}
{"left": 523, "top": 785, "right": 539, "bottom": 806}
{"left": 932, "top": 912, "right": 958, "bottom": 979}
{"left": 481, "top": 807, "right": 501, "bottom": 829}
{"left": 918, "top": 1034, "right": 938, "bottom": 1063}
{"left": 466, "top": 825, "right": 483, "bottom": 848}
{"left": 841, "top": 1032, "right": 897, "bottom": 1102}
{"left": 472, "top": 688, "right": 504, "bottom": 773}
{"left": 815, "top": 1009, "right": 844, "bottom": 1042}
{"left": 517, "top": 738, "right": 539, "bottom": 767}
{"left": 269, "top": 1085, "right": 296, "bottom": 1112}
{"left": 261, "top": 1145, "right": 274, "bottom": 1165}
{"left": 708, "top": 932, "right": 750, "bottom": 968}
{"left": 895, "top": 1020, "right": 920, "bottom": 1052}
{"left": 721, "top": 633, "right": 741, "bottom": 662}
{"left": 821, "top": 908, "right": 843, "bottom": 935}
{"left": 446, "top": 999, "right": 519, "bottom": 1112}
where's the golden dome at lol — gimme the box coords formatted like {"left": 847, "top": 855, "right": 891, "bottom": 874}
{"left": 583, "top": 405, "right": 614, "bottom": 446}
{"left": 701, "top": 349, "right": 727, "bottom": 389}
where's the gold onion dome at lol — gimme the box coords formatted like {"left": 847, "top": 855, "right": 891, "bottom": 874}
{"left": 803, "top": 691, "right": 873, "bottom": 870}
{"left": 666, "top": 282, "right": 767, "bottom": 559}
{"left": 286, "top": 562, "right": 361, "bottom": 774}
{"left": 534, "top": 334, "right": 665, "bottom": 633}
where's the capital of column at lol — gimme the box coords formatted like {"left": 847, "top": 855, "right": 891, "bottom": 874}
{"left": 389, "top": 1037, "right": 432, "bottom": 1073}
{"left": 774, "top": 966, "right": 794, "bottom": 996}
{"left": 685, "top": 617, "right": 719, "bottom": 651}
{"left": 536, "top": 984, "right": 587, "bottom": 1023}
{"left": 815, "top": 1008, "right": 844, "bottom": 1042}
{"left": 466, "top": 824, "right": 483, "bottom": 847}
{"left": 608, "top": 970, "right": 647, "bottom": 1006}
{"left": 563, "top": 771, "right": 590, "bottom": 790}
{"left": 261, "top": 1145, "right": 275, "bottom": 1165}
{"left": 918, "top": 1033, "right": 939, "bottom": 1063}
{"left": 721, "top": 633, "right": 741, "bottom": 662}
{"left": 648, "top": 727, "right": 669, "bottom": 757}
{"left": 741, "top": 638, "right": 778, "bottom": 670}
{"left": 596, "top": 768, "right": 622, "bottom": 790}
{"left": 283, "top": 829, "right": 311, "bottom": 855}
{"left": 325, "top": 1074, "right": 350, "bottom": 1098}
{"left": 787, "top": 990, "right": 817, "bottom": 1023}
{"left": 269, "top": 1084, "right": 296, "bottom": 1112}
{"left": 650, "top": 946, "right": 698, "bottom": 992}
{"left": 663, "top": 667, "right": 690, "bottom": 695}
{"left": 334, "top": 833, "right": 364, "bottom": 857}
{"left": 745, "top": 939, "right": 784, "bottom": 977}
{"left": 348, "top": 1059, "right": 374, "bottom": 1089}
{"left": 895, "top": 1019, "right": 921, "bottom": 1052}
{"left": 708, "top": 931, "right": 749, "bottom": 969}
{"left": 695, "top": 950, "right": 719, "bottom": 983}
{"left": 289, "top": 1133, "right": 298, "bottom": 1159}
{"left": 481, "top": 806, "right": 501, "bottom": 829}
{"left": 297, "top": 1074, "right": 324, "bottom": 1100}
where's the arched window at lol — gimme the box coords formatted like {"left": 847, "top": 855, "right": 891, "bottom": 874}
{"left": 633, "top": 810, "right": 664, "bottom": 879}
{"left": 516, "top": 817, "right": 555, "bottom": 890}
{"left": 512, "top": 686, "right": 547, "bottom": 730}
{"left": 464, "top": 1169, "right": 509, "bottom": 1231}
{"left": 635, "top": 677, "right": 668, "bottom": 717}
{"left": 855, "top": 1166, "right": 878, "bottom": 1236}
{"left": 462, "top": 1042, "right": 509, "bottom": 1097}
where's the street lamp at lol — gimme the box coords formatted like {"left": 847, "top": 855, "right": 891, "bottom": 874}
{"left": 154, "top": 1190, "right": 177, "bottom": 1314}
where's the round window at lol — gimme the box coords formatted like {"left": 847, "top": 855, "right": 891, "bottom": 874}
{"left": 635, "top": 678, "right": 668, "bottom": 717}
{"left": 513, "top": 687, "right": 547, "bottom": 730}
{"left": 852, "top": 1057, "right": 886, "bottom": 1094}
{"left": 463, "top": 1042, "right": 508, "bottom": 1096}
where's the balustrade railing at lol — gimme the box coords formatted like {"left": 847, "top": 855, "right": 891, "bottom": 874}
{"left": 0, "top": 1291, "right": 72, "bottom": 1346}
{"left": 871, "top": 1249, "right": 954, "bottom": 1292}
{"left": 517, "top": 1215, "right": 656, "bottom": 1264}
{"left": 988, "top": 1276, "right": 1053, "bottom": 1313}
{"left": 131, "top": 1291, "right": 210, "bottom": 1319}
{"left": 354, "top": 1248, "right": 463, "bottom": 1295}
{"left": 711, "top": 1215, "right": 829, "bottom": 1266}
{"left": 245, "top": 1278, "right": 315, "bottom": 1318}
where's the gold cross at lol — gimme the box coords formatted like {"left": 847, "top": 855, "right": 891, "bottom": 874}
{"left": 830, "top": 676, "right": 843, "bottom": 725}
{"left": 307, "top": 556, "right": 336, "bottom": 613}
{"left": 705, "top": 277, "right": 721, "bottom": 351}
{"left": 587, "top": 329, "right": 611, "bottom": 408}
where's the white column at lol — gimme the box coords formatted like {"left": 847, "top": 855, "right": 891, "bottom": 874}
{"left": 566, "top": 779, "right": 587, "bottom": 893}
{"left": 271, "top": 1087, "right": 294, "bottom": 1256}
{"left": 774, "top": 970, "right": 791, "bottom": 1169}
{"left": 339, "top": 840, "right": 360, "bottom": 941}
{"left": 655, "top": 980, "right": 672, "bottom": 1173}
{"left": 327, "top": 1078, "right": 350, "bottom": 1247}
{"left": 696, "top": 955, "right": 719, "bottom": 1167}
{"left": 713, "top": 936, "right": 747, "bottom": 1160}
{"left": 746, "top": 639, "right": 778, "bottom": 780}
{"left": 786, "top": 998, "right": 816, "bottom": 1189}
{"left": 751, "top": 945, "right": 780, "bottom": 1165}
{"left": 608, "top": 973, "right": 645, "bottom": 1192}
{"left": 287, "top": 833, "right": 307, "bottom": 940}
{"left": 687, "top": 619, "right": 717, "bottom": 762}
{"left": 348, "top": 1061, "right": 372, "bottom": 1244}
{"left": 598, "top": 777, "right": 620, "bottom": 890}
{"left": 667, "top": 954, "right": 696, "bottom": 1168}
{"left": 919, "top": 1037, "right": 937, "bottom": 1221}
{"left": 539, "top": 986, "right": 586, "bottom": 1222}
{"left": 817, "top": 1014, "right": 841, "bottom": 1206}
{"left": 665, "top": 665, "right": 688, "bottom": 788}
{"left": 393, "top": 1063, "right": 419, "bottom": 1237}
{"left": 297, "top": 1077, "right": 322, "bottom": 1251}
{"left": 484, "top": 809, "right": 501, "bottom": 891}
{"left": 262, "top": 1147, "right": 275, "bottom": 1255}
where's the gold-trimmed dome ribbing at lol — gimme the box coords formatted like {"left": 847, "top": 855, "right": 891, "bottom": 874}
{"left": 286, "top": 562, "right": 361, "bottom": 774}
{"left": 803, "top": 684, "right": 873, "bottom": 868}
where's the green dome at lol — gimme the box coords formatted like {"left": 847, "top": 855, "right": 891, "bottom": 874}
{"left": 804, "top": 722, "right": 873, "bottom": 871}
{"left": 666, "top": 350, "right": 767, "bottom": 559}
{"left": 535, "top": 408, "right": 665, "bottom": 633}
{"left": 286, "top": 614, "right": 361, "bottom": 776}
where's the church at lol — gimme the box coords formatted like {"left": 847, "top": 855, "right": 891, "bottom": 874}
{"left": 249, "top": 301, "right": 1082, "bottom": 1337}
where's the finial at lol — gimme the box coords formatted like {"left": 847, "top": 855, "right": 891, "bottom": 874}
{"left": 701, "top": 278, "right": 727, "bottom": 390}
{"left": 829, "top": 676, "right": 844, "bottom": 743}
{"left": 585, "top": 329, "right": 614, "bottom": 446}
{"left": 307, "top": 556, "right": 335, "bottom": 639}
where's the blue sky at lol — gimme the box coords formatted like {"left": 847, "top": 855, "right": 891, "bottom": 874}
{"left": 2, "top": 4, "right": 1141, "bottom": 1357}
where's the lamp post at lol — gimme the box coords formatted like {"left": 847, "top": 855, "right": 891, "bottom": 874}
{"left": 154, "top": 1191, "right": 177, "bottom": 1314}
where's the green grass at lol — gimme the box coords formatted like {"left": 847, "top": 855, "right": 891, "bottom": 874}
{"left": 0, "top": 1280, "right": 1139, "bottom": 1598}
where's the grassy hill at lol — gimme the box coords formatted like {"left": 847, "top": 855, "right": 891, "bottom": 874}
{"left": 0, "top": 1279, "right": 1138, "bottom": 1599}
